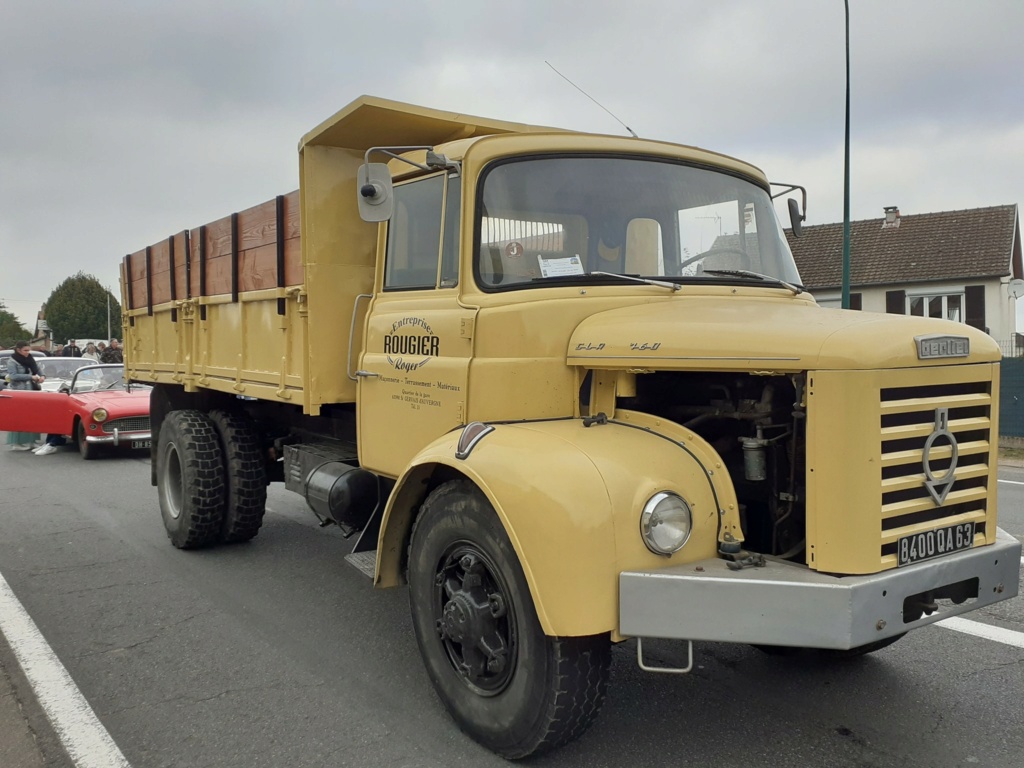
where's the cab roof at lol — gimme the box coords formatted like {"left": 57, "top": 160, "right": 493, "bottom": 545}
{"left": 299, "top": 95, "right": 563, "bottom": 152}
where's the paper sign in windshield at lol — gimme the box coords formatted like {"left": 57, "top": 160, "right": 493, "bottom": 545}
{"left": 538, "top": 254, "right": 585, "bottom": 278}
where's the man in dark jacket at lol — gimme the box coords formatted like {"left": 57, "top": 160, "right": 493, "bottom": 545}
{"left": 99, "top": 338, "right": 123, "bottom": 364}
{"left": 62, "top": 340, "right": 82, "bottom": 357}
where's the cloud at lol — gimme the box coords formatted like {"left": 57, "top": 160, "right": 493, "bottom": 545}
{"left": 1, "top": 0, "right": 1022, "bottom": 331}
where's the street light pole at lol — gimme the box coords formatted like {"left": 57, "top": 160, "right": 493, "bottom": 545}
{"left": 842, "top": 0, "right": 852, "bottom": 309}
{"left": 107, "top": 291, "right": 111, "bottom": 341}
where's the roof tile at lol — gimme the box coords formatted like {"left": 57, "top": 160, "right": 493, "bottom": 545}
{"left": 786, "top": 204, "right": 1019, "bottom": 290}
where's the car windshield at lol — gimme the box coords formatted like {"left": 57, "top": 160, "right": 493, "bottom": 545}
{"left": 37, "top": 358, "right": 91, "bottom": 381}
{"left": 476, "top": 155, "right": 801, "bottom": 290}
{"left": 71, "top": 365, "right": 128, "bottom": 394}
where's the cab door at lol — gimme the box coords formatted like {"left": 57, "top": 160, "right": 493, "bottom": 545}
{"left": 357, "top": 172, "right": 473, "bottom": 477}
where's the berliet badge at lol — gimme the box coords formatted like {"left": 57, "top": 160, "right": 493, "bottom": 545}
{"left": 915, "top": 334, "right": 970, "bottom": 360}
{"left": 922, "top": 407, "right": 958, "bottom": 505}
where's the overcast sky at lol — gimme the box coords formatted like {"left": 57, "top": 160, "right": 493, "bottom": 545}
{"left": 1, "top": 0, "right": 1022, "bottom": 332}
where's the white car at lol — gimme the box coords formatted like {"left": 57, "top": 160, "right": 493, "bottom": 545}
{"left": 35, "top": 357, "right": 94, "bottom": 392}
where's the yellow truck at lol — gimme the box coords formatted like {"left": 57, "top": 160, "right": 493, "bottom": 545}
{"left": 122, "top": 95, "right": 1021, "bottom": 758}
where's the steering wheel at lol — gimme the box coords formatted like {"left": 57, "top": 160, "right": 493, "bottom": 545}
{"left": 679, "top": 246, "right": 752, "bottom": 272}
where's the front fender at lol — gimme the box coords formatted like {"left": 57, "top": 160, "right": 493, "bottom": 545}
{"left": 377, "top": 419, "right": 728, "bottom": 637}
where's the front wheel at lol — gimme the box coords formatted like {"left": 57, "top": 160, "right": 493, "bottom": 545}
{"left": 77, "top": 421, "right": 98, "bottom": 460}
{"left": 407, "top": 480, "right": 610, "bottom": 759}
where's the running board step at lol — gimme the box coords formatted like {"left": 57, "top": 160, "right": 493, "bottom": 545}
{"left": 344, "top": 550, "right": 377, "bottom": 579}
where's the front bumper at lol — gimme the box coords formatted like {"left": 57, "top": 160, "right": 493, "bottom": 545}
{"left": 85, "top": 430, "right": 151, "bottom": 447}
{"left": 619, "top": 527, "right": 1021, "bottom": 650}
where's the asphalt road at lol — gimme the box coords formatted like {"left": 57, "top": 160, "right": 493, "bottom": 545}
{"left": 0, "top": 443, "right": 1021, "bottom": 768}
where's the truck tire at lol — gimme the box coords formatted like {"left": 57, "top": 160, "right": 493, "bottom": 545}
{"left": 209, "top": 409, "right": 267, "bottom": 543}
{"left": 157, "top": 410, "right": 225, "bottom": 549}
{"left": 407, "top": 480, "right": 610, "bottom": 759}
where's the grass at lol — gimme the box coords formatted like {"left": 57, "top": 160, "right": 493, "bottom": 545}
{"left": 998, "top": 446, "right": 1024, "bottom": 462}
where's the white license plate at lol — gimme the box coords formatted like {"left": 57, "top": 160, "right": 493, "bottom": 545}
{"left": 897, "top": 521, "right": 974, "bottom": 567}
{"left": 131, "top": 440, "right": 151, "bottom": 450}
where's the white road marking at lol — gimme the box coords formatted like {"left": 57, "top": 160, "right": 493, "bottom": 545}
{"left": 0, "top": 571, "right": 131, "bottom": 768}
{"left": 997, "top": 478, "right": 1024, "bottom": 486}
{"left": 937, "top": 616, "right": 1024, "bottom": 650}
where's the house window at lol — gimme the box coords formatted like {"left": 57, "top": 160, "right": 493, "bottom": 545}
{"left": 906, "top": 292, "right": 963, "bottom": 323}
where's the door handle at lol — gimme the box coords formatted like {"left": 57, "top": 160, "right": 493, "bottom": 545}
{"left": 347, "top": 293, "right": 374, "bottom": 381}
{"left": 354, "top": 370, "right": 379, "bottom": 378}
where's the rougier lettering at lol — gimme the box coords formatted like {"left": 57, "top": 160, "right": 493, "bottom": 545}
{"left": 384, "top": 335, "right": 440, "bottom": 356}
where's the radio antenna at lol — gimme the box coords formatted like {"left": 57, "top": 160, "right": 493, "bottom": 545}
{"left": 545, "top": 61, "right": 638, "bottom": 138}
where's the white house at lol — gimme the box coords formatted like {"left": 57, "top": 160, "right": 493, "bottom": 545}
{"left": 786, "top": 204, "right": 1022, "bottom": 346}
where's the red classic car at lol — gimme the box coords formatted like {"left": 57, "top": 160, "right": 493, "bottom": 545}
{"left": 0, "top": 364, "right": 151, "bottom": 459}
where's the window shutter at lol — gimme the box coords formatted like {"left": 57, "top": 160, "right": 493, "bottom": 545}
{"left": 965, "top": 285, "right": 986, "bottom": 331}
{"left": 885, "top": 290, "right": 906, "bottom": 314}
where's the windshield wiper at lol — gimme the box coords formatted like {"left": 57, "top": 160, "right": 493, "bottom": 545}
{"left": 589, "top": 271, "right": 681, "bottom": 292}
{"left": 700, "top": 269, "right": 804, "bottom": 295}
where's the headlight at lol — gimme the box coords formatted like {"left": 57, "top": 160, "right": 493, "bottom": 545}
{"left": 640, "top": 492, "right": 692, "bottom": 555}
{"left": 91, "top": 408, "right": 109, "bottom": 423}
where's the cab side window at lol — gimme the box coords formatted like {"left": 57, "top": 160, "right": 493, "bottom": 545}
{"left": 385, "top": 174, "right": 460, "bottom": 290}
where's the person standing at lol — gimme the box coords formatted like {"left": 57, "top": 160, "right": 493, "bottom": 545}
{"left": 81, "top": 342, "right": 101, "bottom": 362}
{"left": 62, "top": 340, "right": 82, "bottom": 357}
{"left": 52, "top": 343, "right": 64, "bottom": 357}
{"left": 4, "top": 342, "right": 42, "bottom": 451}
{"left": 100, "top": 338, "right": 123, "bottom": 364}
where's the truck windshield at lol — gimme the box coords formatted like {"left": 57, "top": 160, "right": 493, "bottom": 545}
{"left": 475, "top": 155, "right": 802, "bottom": 290}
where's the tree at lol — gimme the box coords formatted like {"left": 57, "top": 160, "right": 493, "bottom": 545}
{"left": 44, "top": 273, "right": 122, "bottom": 343}
{"left": 0, "top": 301, "right": 33, "bottom": 347}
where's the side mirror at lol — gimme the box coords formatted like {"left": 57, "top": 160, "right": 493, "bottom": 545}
{"left": 788, "top": 197, "right": 805, "bottom": 238}
{"left": 58, "top": 384, "right": 70, "bottom": 394}
{"left": 357, "top": 163, "right": 394, "bottom": 222}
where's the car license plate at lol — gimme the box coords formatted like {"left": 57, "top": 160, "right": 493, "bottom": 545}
{"left": 131, "top": 440, "right": 151, "bottom": 449}
{"left": 897, "top": 521, "right": 974, "bottom": 567}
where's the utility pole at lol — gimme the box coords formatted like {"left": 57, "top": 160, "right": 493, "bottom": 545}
{"left": 842, "top": 0, "right": 852, "bottom": 309}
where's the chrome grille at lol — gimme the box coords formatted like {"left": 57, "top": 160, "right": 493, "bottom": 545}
{"left": 879, "top": 379, "right": 991, "bottom": 559}
{"left": 102, "top": 416, "right": 150, "bottom": 434}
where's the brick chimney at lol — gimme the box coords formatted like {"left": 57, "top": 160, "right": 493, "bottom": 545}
{"left": 882, "top": 206, "right": 901, "bottom": 229}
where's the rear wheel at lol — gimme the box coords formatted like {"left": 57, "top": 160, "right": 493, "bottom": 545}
{"left": 208, "top": 410, "right": 267, "bottom": 543}
{"left": 407, "top": 480, "right": 611, "bottom": 759}
{"left": 157, "top": 410, "right": 225, "bottom": 549}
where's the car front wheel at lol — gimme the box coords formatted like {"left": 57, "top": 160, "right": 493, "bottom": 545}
{"left": 77, "top": 421, "right": 98, "bottom": 460}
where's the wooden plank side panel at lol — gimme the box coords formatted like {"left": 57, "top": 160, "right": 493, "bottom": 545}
{"left": 236, "top": 239, "right": 302, "bottom": 292}
{"left": 149, "top": 238, "right": 172, "bottom": 306}
{"left": 184, "top": 192, "right": 302, "bottom": 297}
{"left": 203, "top": 192, "right": 299, "bottom": 259}
{"left": 174, "top": 231, "right": 189, "bottom": 300}
{"left": 282, "top": 190, "right": 302, "bottom": 286}
{"left": 234, "top": 191, "right": 301, "bottom": 243}
{"left": 127, "top": 189, "right": 301, "bottom": 309}
{"left": 128, "top": 248, "right": 148, "bottom": 310}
